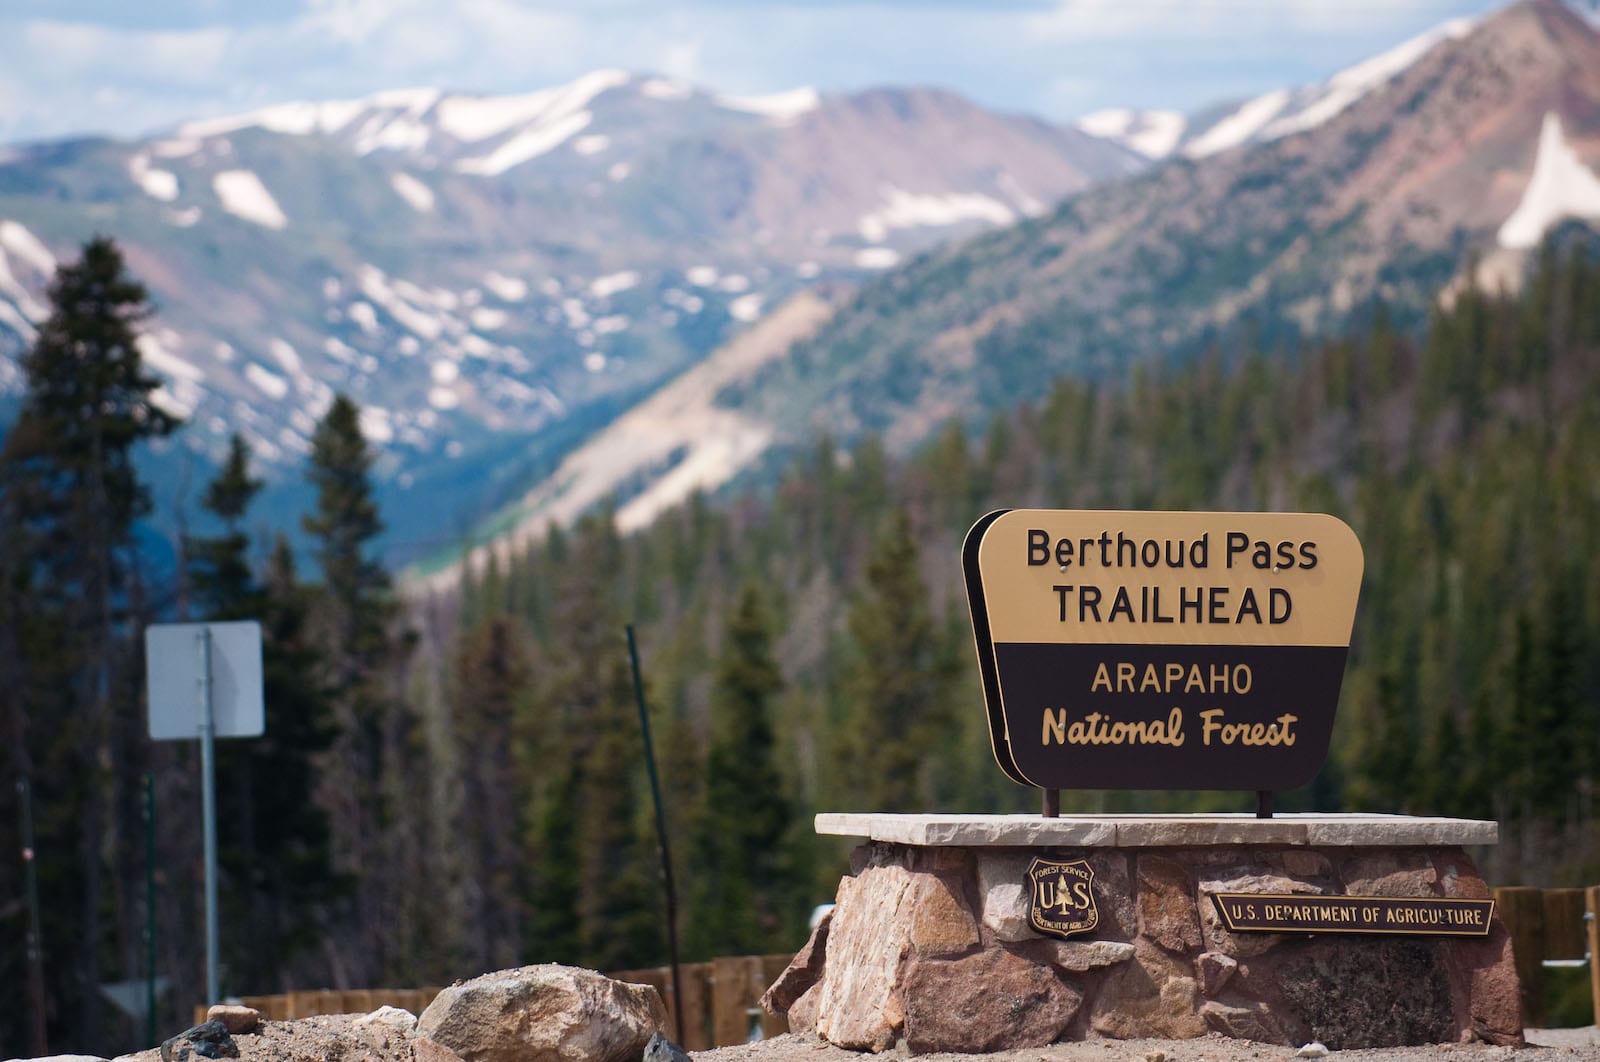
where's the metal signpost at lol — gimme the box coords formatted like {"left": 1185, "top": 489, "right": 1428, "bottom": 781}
{"left": 146, "top": 621, "right": 264, "bottom": 1007}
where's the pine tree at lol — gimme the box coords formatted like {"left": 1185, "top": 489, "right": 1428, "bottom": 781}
{"left": 0, "top": 237, "right": 177, "bottom": 1051}
{"left": 301, "top": 393, "right": 414, "bottom": 983}
{"left": 453, "top": 613, "right": 531, "bottom": 972}
{"left": 689, "top": 582, "right": 791, "bottom": 957}
{"left": 836, "top": 507, "right": 957, "bottom": 812}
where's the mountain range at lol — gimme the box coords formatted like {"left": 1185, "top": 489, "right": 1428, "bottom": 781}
{"left": 449, "top": 0, "right": 1600, "bottom": 586}
{"left": 0, "top": 70, "right": 1138, "bottom": 556}
{"left": 3, "top": 0, "right": 1599, "bottom": 577}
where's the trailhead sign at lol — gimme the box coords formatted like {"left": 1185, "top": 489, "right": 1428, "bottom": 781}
{"left": 963, "top": 510, "right": 1363, "bottom": 791}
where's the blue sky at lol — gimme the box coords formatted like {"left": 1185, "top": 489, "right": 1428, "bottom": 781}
{"left": 0, "top": 0, "right": 1509, "bottom": 146}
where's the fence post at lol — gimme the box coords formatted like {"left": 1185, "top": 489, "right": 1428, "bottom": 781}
{"left": 1588, "top": 886, "right": 1600, "bottom": 1030}
{"left": 1494, "top": 886, "right": 1545, "bottom": 1027}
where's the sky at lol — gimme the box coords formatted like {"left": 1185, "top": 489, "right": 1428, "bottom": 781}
{"left": 0, "top": 0, "right": 1515, "bottom": 147}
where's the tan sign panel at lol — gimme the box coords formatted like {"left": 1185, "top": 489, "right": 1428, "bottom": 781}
{"left": 963, "top": 509, "right": 1364, "bottom": 791}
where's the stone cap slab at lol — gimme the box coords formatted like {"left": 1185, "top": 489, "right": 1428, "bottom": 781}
{"left": 813, "top": 812, "right": 1497, "bottom": 847}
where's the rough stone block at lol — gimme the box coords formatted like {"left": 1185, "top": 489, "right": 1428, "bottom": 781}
{"left": 1088, "top": 937, "right": 1206, "bottom": 1040}
{"left": 814, "top": 861, "right": 913, "bottom": 1051}
{"left": 1137, "top": 855, "right": 1202, "bottom": 953}
{"left": 902, "top": 948, "right": 1080, "bottom": 1054}
{"left": 1341, "top": 852, "right": 1440, "bottom": 898}
{"left": 1274, "top": 938, "right": 1455, "bottom": 1049}
{"left": 1010, "top": 938, "right": 1136, "bottom": 973}
{"left": 1195, "top": 951, "right": 1238, "bottom": 997}
{"left": 1200, "top": 999, "right": 1289, "bottom": 1044}
{"left": 907, "top": 870, "right": 979, "bottom": 957}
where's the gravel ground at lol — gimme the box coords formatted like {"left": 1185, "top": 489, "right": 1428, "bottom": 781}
{"left": 696, "top": 1028, "right": 1600, "bottom": 1062}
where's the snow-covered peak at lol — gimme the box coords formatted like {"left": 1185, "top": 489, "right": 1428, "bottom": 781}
{"left": 172, "top": 71, "right": 635, "bottom": 161}
{"left": 1181, "top": 16, "right": 1475, "bottom": 159}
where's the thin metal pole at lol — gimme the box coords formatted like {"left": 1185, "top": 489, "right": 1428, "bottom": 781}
{"left": 1041, "top": 788, "right": 1059, "bottom": 818}
{"left": 19, "top": 777, "right": 48, "bottom": 1056}
{"left": 144, "top": 771, "right": 157, "bottom": 1046}
{"left": 626, "top": 625, "right": 685, "bottom": 1042}
{"left": 198, "top": 628, "right": 220, "bottom": 1005}
{"left": 1255, "top": 790, "right": 1274, "bottom": 819}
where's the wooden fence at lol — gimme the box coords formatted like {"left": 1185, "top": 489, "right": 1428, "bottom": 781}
{"left": 1492, "top": 885, "right": 1599, "bottom": 1027}
{"left": 196, "top": 954, "right": 794, "bottom": 1049}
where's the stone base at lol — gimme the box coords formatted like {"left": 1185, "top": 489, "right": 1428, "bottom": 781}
{"left": 763, "top": 815, "right": 1522, "bottom": 1054}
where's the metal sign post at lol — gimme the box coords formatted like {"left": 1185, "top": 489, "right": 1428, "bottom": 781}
{"left": 197, "top": 627, "right": 219, "bottom": 1007}
{"left": 146, "top": 621, "right": 263, "bottom": 1007}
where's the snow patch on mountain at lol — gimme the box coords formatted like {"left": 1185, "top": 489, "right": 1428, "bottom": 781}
{"left": 641, "top": 78, "right": 693, "bottom": 101}
{"left": 0, "top": 221, "right": 55, "bottom": 337}
{"left": 482, "top": 272, "right": 528, "bottom": 301}
{"left": 1185, "top": 91, "right": 1289, "bottom": 158}
{"left": 1077, "top": 108, "right": 1186, "bottom": 160}
{"left": 1499, "top": 113, "right": 1600, "bottom": 250}
{"left": 729, "top": 294, "right": 763, "bottom": 322}
{"left": 129, "top": 154, "right": 180, "bottom": 202}
{"left": 857, "top": 185, "right": 1016, "bottom": 243}
{"left": 213, "top": 170, "right": 287, "bottom": 229}
{"left": 456, "top": 110, "right": 594, "bottom": 175}
{"left": 139, "top": 334, "right": 204, "bottom": 418}
{"left": 718, "top": 86, "right": 820, "bottom": 123}
{"left": 436, "top": 71, "right": 628, "bottom": 142}
{"left": 589, "top": 270, "right": 640, "bottom": 298}
{"left": 0, "top": 220, "right": 56, "bottom": 276}
{"left": 390, "top": 172, "right": 435, "bottom": 212}
{"left": 855, "top": 247, "right": 900, "bottom": 269}
{"left": 245, "top": 363, "right": 289, "bottom": 399}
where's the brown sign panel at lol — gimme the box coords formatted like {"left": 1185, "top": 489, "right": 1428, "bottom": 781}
{"left": 1026, "top": 857, "right": 1098, "bottom": 939}
{"left": 963, "top": 510, "right": 1363, "bottom": 790}
{"left": 1210, "top": 893, "right": 1495, "bottom": 936}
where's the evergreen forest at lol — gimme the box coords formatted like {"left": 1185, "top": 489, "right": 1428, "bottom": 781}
{"left": 1, "top": 236, "right": 1598, "bottom": 1057}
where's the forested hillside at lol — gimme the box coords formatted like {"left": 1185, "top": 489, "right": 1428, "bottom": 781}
{"left": 2, "top": 236, "right": 1599, "bottom": 1057}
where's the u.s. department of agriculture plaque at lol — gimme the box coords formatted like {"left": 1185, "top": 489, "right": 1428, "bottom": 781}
{"left": 963, "top": 510, "right": 1363, "bottom": 790}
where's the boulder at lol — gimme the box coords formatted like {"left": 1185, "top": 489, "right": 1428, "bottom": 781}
{"left": 813, "top": 862, "right": 914, "bottom": 1051}
{"left": 902, "top": 948, "right": 1080, "bottom": 1054}
{"left": 416, "top": 965, "right": 665, "bottom": 1062}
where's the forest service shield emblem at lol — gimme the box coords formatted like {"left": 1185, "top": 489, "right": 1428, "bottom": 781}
{"left": 1026, "top": 857, "right": 1098, "bottom": 939}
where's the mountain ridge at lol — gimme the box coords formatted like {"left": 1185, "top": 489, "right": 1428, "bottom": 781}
{"left": 477, "top": 0, "right": 1599, "bottom": 578}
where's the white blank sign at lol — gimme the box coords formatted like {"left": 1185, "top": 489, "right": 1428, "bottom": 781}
{"left": 146, "top": 621, "right": 264, "bottom": 741}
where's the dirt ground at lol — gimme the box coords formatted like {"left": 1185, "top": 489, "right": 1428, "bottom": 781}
{"left": 697, "top": 1028, "right": 1600, "bottom": 1062}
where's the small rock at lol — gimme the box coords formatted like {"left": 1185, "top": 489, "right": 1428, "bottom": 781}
{"left": 1145, "top": 1051, "right": 1167, "bottom": 1062}
{"left": 204, "top": 1006, "right": 262, "bottom": 1036}
{"left": 159, "top": 1020, "right": 239, "bottom": 1062}
{"left": 642, "top": 1032, "right": 691, "bottom": 1062}
{"left": 1296, "top": 1043, "right": 1330, "bottom": 1058}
